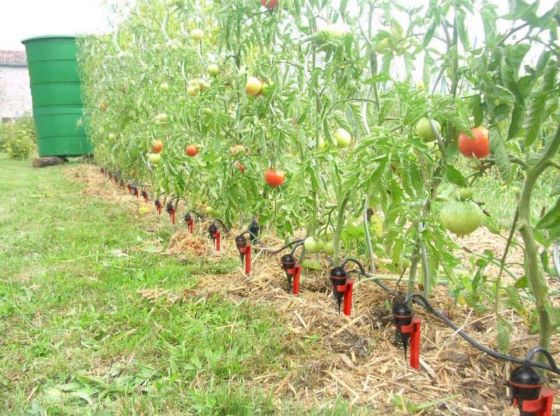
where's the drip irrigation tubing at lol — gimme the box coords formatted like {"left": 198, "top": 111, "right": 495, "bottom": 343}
{"left": 343, "top": 258, "right": 560, "bottom": 376}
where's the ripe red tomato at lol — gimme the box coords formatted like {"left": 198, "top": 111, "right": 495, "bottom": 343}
{"left": 152, "top": 139, "right": 164, "bottom": 153}
{"left": 264, "top": 168, "right": 285, "bottom": 187}
{"left": 458, "top": 127, "right": 490, "bottom": 159}
{"left": 261, "top": 0, "right": 278, "bottom": 9}
{"left": 185, "top": 144, "right": 198, "bottom": 157}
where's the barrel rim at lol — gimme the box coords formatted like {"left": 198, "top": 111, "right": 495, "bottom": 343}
{"left": 22, "top": 35, "right": 79, "bottom": 44}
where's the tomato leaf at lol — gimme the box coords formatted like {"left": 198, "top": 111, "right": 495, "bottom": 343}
{"left": 514, "top": 275, "right": 529, "bottom": 289}
{"left": 480, "top": 3, "right": 497, "bottom": 40}
{"left": 423, "top": 21, "right": 436, "bottom": 48}
{"left": 445, "top": 165, "right": 467, "bottom": 187}
{"left": 489, "top": 127, "right": 512, "bottom": 182}
{"left": 470, "top": 95, "right": 483, "bottom": 127}
{"left": 525, "top": 60, "right": 558, "bottom": 147}
{"left": 536, "top": 197, "right": 560, "bottom": 230}
{"left": 496, "top": 319, "right": 511, "bottom": 353}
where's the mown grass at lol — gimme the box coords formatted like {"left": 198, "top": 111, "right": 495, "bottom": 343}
{"left": 0, "top": 155, "right": 315, "bottom": 415}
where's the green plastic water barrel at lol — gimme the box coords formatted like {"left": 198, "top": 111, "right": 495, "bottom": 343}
{"left": 22, "top": 35, "right": 92, "bottom": 157}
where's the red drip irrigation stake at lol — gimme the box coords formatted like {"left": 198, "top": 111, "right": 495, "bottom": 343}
{"left": 236, "top": 235, "right": 251, "bottom": 275}
{"left": 171, "top": 210, "right": 176, "bottom": 224}
{"left": 524, "top": 389, "right": 553, "bottom": 416}
{"left": 290, "top": 264, "right": 301, "bottom": 295}
{"left": 512, "top": 388, "right": 554, "bottom": 416}
{"left": 215, "top": 231, "right": 221, "bottom": 252}
{"left": 187, "top": 219, "right": 194, "bottom": 233}
{"left": 334, "top": 281, "right": 353, "bottom": 316}
{"left": 343, "top": 279, "right": 353, "bottom": 316}
{"left": 245, "top": 243, "right": 251, "bottom": 275}
{"left": 509, "top": 360, "right": 556, "bottom": 416}
{"left": 399, "top": 317, "right": 421, "bottom": 369}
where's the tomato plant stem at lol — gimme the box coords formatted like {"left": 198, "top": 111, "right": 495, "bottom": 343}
{"left": 419, "top": 239, "right": 430, "bottom": 297}
{"left": 407, "top": 248, "right": 420, "bottom": 295}
{"left": 494, "top": 209, "right": 518, "bottom": 321}
{"left": 363, "top": 196, "right": 375, "bottom": 273}
{"left": 517, "top": 124, "right": 560, "bottom": 351}
{"left": 333, "top": 195, "right": 349, "bottom": 267}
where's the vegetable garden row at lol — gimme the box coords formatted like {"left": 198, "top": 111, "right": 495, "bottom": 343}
{"left": 78, "top": 0, "right": 560, "bottom": 413}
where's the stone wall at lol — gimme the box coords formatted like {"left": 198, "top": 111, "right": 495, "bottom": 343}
{"left": 0, "top": 66, "right": 32, "bottom": 121}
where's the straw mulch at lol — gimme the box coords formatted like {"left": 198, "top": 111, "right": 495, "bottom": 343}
{"left": 150, "top": 232, "right": 559, "bottom": 415}
{"left": 70, "top": 164, "right": 559, "bottom": 415}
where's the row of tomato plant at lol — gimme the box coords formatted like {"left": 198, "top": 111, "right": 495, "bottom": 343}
{"left": 78, "top": 0, "right": 560, "bottom": 351}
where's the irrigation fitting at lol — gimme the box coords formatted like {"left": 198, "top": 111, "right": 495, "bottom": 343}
{"left": 247, "top": 218, "right": 260, "bottom": 244}
{"left": 508, "top": 348, "right": 557, "bottom": 416}
{"left": 392, "top": 299, "right": 421, "bottom": 370}
{"left": 154, "top": 198, "right": 162, "bottom": 215}
{"left": 235, "top": 233, "right": 252, "bottom": 276}
{"left": 208, "top": 219, "right": 227, "bottom": 253}
{"left": 279, "top": 240, "right": 305, "bottom": 295}
{"left": 165, "top": 199, "right": 178, "bottom": 224}
{"left": 184, "top": 211, "right": 198, "bottom": 233}
{"left": 270, "top": 239, "right": 304, "bottom": 294}
{"left": 329, "top": 266, "right": 353, "bottom": 316}
{"left": 141, "top": 189, "right": 149, "bottom": 203}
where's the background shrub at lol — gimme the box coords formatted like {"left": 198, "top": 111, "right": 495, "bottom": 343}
{"left": 0, "top": 116, "right": 37, "bottom": 160}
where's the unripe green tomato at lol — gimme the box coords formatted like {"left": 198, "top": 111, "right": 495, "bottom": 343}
{"left": 301, "top": 259, "right": 322, "bottom": 270}
{"left": 304, "top": 237, "right": 323, "bottom": 253}
{"left": 208, "top": 64, "right": 219, "bottom": 76}
{"left": 414, "top": 118, "right": 441, "bottom": 142}
{"left": 191, "top": 29, "right": 204, "bottom": 41}
{"left": 323, "top": 240, "right": 335, "bottom": 255}
{"left": 375, "top": 38, "right": 392, "bottom": 54}
{"left": 187, "top": 85, "right": 199, "bottom": 96}
{"left": 456, "top": 188, "right": 474, "bottom": 201}
{"left": 148, "top": 153, "right": 161, "bottom": 165}
{"left": 334, "top": 128, "right": 351, "bottom": 148}
{"left": 440, "top": 201, "right": 484, "bottom": 236}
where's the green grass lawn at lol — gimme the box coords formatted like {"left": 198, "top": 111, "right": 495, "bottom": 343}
{"left": 0, "top": 155, "right": 315, "bottom": 415}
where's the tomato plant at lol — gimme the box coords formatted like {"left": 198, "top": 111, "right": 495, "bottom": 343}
{"left": 78, "top": 0, "right": 560, "bottom": 352}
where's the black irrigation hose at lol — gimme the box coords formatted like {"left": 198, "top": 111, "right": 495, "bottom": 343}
{"left": 405, "top": 292, "right": 560, "bottom": 376}
{"left": 268, "top": 239, "right": 305, "bottom": 255}
{"left": 290, "top": 240, "right": 305, "bottom": 256}
{"left": 213, "top": 219, "right": 229, "bottom": 233}
{"left": 344, "top": 257, "right": 560, "bottom": 376}
{"left": 239, "top": 228, "right": 259, "bottom": 242}
{"left": 343, "top": 257, "right": 398, "bottom": 296}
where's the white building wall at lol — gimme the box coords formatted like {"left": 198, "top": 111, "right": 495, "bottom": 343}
{"left": 0, "top": 66, "right": 32, "bottom": 120}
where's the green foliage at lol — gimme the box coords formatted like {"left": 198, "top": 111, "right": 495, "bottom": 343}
{"left": 75, "top": 0, "right": 560, "bottom": 349}
{"left": 0, "top": 116, "right": 37, "bottom": 160}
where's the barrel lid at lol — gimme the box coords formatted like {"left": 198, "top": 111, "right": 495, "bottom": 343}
{"left": 22, "top": 35, "right": 79, "bottom": 44}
